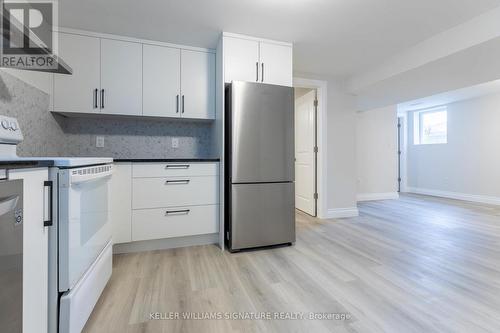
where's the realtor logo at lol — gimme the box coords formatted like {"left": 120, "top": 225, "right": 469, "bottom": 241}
{"left": 1, "top": 0, "right": 58, "bottom": 70}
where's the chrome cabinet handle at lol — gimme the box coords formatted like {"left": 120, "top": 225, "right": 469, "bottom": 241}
{"left": 181, "top": 95, "right": 185, "bottom": 113}
{"left": 176, "top": 95, "right": 179, "bottom": 113}
{"left": 93, "top": 89, "right": 98, "bottom": 109}
{"left": 256, "top": 62, "right": 259, "bottom": 82}
{"left": 165, "top": 179, "right": 190, "bottom": 185}
{"left": 165, "top": 209, "right": 190, "bottom": 216}
{"left": 261, "top": 63, "right": 264, "bottom": 82}
{"left": 100, "top": 89, "right": 105, "bottom": 109}
{"left": 165, "top": 164, "right": 190, "bottom": 169}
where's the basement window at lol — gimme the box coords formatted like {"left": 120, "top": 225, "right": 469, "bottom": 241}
{"left": 414, "top": 107, "right": 448, "bottom": 145}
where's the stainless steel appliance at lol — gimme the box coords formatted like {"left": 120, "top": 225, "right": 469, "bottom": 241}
{"left": 0, "top": 179, "right": 23, "bottom": 333}
{"left": 225, "top": 81, "right": 295, "bottom": 251}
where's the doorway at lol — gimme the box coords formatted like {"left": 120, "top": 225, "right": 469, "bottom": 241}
{"left": 294, "top": 87, "right": 318, "bottom": 216}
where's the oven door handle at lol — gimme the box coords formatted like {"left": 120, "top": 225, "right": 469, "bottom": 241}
{"left": 43, "top": 181, "right": 53, "bottom": 227}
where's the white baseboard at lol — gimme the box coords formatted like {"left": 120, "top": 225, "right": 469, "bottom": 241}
{"left": 407, "top": 187, "right": 500, "bottom": 206}
{"left": 327, "top": 207, "right": 359, "bottom": 219}
{"left": 357, "top": 192, "right": 399, "bottom": 202}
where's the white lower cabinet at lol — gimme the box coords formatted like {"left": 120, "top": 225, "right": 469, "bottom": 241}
{"left": 111, "top": 162, "right": 219, "bottom": 245}
{"left": 9, "top": 168, "right": 49, "bottom": 333}
{"left": 132, "top": 205, "right": 218, "bottom": 242}
{"left": 110, "top": 163, "right": 132, "bottom": 244}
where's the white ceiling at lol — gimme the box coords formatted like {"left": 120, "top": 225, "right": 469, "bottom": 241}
{"left": 60, "top": 0, "right": 500, "bottom": 78}
{"left": 398, "top": 79, "right": 500, "bottom": 112}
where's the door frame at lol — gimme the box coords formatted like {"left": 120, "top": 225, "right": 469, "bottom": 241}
{"left": 397, "top": 111, "right": 408, "bottom": 192}
{"left": 293, "top": 77, "right": 328, "bottom": 219}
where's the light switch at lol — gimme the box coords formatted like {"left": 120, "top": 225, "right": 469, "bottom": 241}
{"left": 171, "top": 137, "right": 179, "bottom": 148}
{"left": 96, "top": 136, "right": 105, "bottom": 148}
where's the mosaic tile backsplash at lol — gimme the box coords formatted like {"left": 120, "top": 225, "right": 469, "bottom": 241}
{"left": 0, "top": 71, "right": 215, "bottom": 159}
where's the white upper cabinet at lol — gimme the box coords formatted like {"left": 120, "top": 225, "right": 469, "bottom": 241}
{"left": 259, "top": 42, "right": 293, "bottom": 86}
{"left": 100, "top": 39, "right": 142, "bottom": 116}
{"left": 143, "top": 44, "right": 181, "bottom": 117}
{"left": 53, "top": 33, "right": 100, "bottom": 113}
{"left": 181, "top": 50, "right": 215, "bottom": 119}
{"left": 223, "top": 37, "right": 260, "bottom": 83}
{"left": 223, "top": 33, "right": 293, "bottom": 86}
{"left": 52, "top": 30, "right": 215, "bottom": 120}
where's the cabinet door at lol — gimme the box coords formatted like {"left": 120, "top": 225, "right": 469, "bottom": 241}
{"left": 110, "top": 163, "right": 132, "bottom": 244}
{"left": 53, "top": 33, "right": 100, "bottom": 113}
{"left": 259, "top": 42, "right": 293, "bottom": 86}
{"left": 9, "top": 168, "right": 49, "bottom": 333}
{"left": 143, "top": 45, "right": 181, "bottom": 117}
{"left": 180, "top": 50, "right": 215, "bottom": 119}
{"left": 100, "top": 39, "right": 142, "bottom": 115}
{"left": 223, "top": 37, "right": 259, "bottom": 83}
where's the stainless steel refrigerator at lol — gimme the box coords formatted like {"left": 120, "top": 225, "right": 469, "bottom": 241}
{"left": 225, "top": 81, "right": 295, "bottom": 252}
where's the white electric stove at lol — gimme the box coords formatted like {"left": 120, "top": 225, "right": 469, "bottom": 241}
{"left": 0, "top": 115, "right": 114, "bottom": 333}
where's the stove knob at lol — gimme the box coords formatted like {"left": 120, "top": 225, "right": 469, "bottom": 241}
{"left": 1, "top": 120, "right": 9, "bottom": 129}
{"left": 10, "top": 122, "right": 18, "bottom": 131}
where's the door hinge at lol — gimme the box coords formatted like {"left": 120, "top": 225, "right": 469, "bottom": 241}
{"left": 398, "top": 178, "right": 402, "bottom": 182}
{"left": 314, "top": 146, "right": 319, "bottom": 153}
{"left": 314, "top": 99, "right": 318, "bottom": 107}
{"left": 397, "top": 123, "right": 402, "bottom": 128}
{"left": 314, "top": 193, "right": 318, "bottom": 200}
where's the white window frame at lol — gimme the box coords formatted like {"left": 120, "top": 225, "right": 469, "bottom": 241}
{"left": 413, "top": 106, "right": 448, "bottom": 145}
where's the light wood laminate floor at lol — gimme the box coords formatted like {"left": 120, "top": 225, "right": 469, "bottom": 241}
{"left": 84, "top": 194, "right": 500, "bottom": 333}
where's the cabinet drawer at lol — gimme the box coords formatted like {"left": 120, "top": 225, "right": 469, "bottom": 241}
{"left": 132, "top": 205, "right": 218, "bottom": 241}
{"left": 132, "top": 162, "right": 218, "bottom": 178}
{"left": 132, "top": 176, "right": 218, "bottom": 209}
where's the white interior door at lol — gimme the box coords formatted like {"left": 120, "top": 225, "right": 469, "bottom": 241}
{"left": 259, "top": 42, "right": 293, "bottom": 86}
{"left": 143, "top": 45, "right": 181, "bottom": 117}
{"left": 100, "top": 38, "right": 142, "bottom": 115}
{"left": 295, "top": 89, "right": 316, "bottom": 216}
{"left": 180, "top": 50, "right": 215, "bottom": 119}
{"left": 223, "top": 36, "right": 259, "bottom": 83}
{"left": 53, "top": 33, "right": 100, "bottom": 113}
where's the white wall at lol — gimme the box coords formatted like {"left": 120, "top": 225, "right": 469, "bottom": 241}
{"left": 356, "top": 105, "right": 398, "bottom": 201}
{"left": 407, "top": 92, "right": 500, "bottom": 203}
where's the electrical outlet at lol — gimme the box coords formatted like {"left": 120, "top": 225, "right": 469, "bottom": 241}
{"left": 96, "top": 136, "right": 105, "bottom": 148}
{"left": 171, "top": 137, "right": 179, "bottom": 149}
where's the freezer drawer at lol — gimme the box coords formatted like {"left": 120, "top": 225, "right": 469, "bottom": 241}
{"left": 229, "top": 82, "right": 294, "bottom": 183}
{"left": 230, "top": 182, "right": 295, "bottom": 250}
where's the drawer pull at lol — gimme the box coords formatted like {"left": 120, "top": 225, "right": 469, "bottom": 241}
{"left": 165, "top": 164, "right": 190, "bottom": 169}
{"left": 165, "top": 209, "right": 190, "bottom": 216}
{"left": 165, "top": 179, "right": 190, "bottom": 185}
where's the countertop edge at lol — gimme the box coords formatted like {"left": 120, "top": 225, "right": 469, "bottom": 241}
{"left": 0, "top": 160, "right": 54, "bottom": 169}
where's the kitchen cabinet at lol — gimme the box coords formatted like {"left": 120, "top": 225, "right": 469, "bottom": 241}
{"left": 9, "top": 168, "right": 49, "bottom": 333}
{"left": 259, "top": 42, "right": 293, "bottom": 86}
{"left": 143, "top": 45, "right": 181, "bottom": 118}
{"left": 53, "top": 33, "right": 100, "bottom": 113}
{"left": 100, "top": 39, "right": 143, "bottom": 116}
{"left": 223, "top": 37, "right": 260, "bottom": 83}
{"left": 52, "top": 30, "right": 216, "bottom": 120}
{"left": 223, "top": 34, "right": 293, "bottom": 86}
{"left": 110, "top": 162, "right": 219, "bottom": 245}
{"left": 142, "top": 47, "right": 215, "bottom": 119}
{"left": 110, "top": 163, "right": 132, "bottom": 244}
{"left": 180, "top": 50, "right": 216, "bottom": 119}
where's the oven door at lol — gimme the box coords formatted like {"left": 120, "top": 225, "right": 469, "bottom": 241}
{"left": 58, "top": 164, "right": 113, "bottom": 292}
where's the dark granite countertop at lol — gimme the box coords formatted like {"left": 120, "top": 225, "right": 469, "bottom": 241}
{"left": 0, "top": 160, "right": 54, "bottom": 169}
{"left": 114, "top": 158, "right": 220, "bottom": 163}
